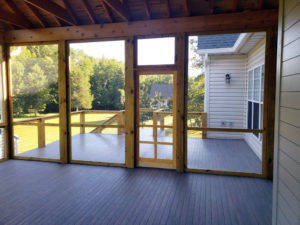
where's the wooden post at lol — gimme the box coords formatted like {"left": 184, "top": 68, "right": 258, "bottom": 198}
{"left": 262, "top": 28, "right": 277, "bottom": 179}
{"left": 80, "top": 111, "right": 85, "bottom": 134}
{"left": 160, "top": 114, "right": 164, "bottom": 130}
{"left": 202, "top": 113, "right": 207, "bottom": 139}
{"left": 175, "top": 33, "right": 186, "bottom": 172}
{"left": 1, "top": 45, "right": 9, "bottom": 160}
{"left": 58, "top": 40, "right": 69, "bottom": 164}
{"left": 4, "top": 44, "right": 14, "bottom": 159}
{"left": 125, "top": 37, "right": 135, "bottom": 168}
{"left": 153, "top": 111, "right": 157, "bottom": 140}
{"left": 117, "top": 111, "right": 124, "bottom": 135}
{"left": 38, "top": 118, "right": 45, "bottom": 148}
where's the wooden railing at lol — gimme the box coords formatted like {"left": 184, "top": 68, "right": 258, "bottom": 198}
{"left": 139, "top": 108, "right": 207, "bottom": 139}
{"left": 13, "top": 110, "right": 125, "bottom": 149}
{"left": 13, "top": 108, "right": 206, "bottom": 150}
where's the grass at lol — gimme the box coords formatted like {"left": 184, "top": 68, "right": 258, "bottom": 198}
{"left": 14, "top": 112, "right": 203, "bottom": 154}
{"left": 14, "top": 113, "right": 117, "bottom": 153}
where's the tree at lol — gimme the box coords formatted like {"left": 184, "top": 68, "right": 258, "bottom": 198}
{"left": 90, "top": 58, "right": 125, "bottom": 110}
{"left": 10, "top": 45, "right": 58, "bottom": 117}
{"left": 70, "top": 49, "right": 94, "bottom": 111}
{"left": 187, "top": 37, "right": 205, "bottom": 126}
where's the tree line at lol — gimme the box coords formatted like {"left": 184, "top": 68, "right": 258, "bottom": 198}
{"left": 11, "top": 45, "right": 125, "bottom": 117}
{"left": 10, "top": 40, "right": 204, "bottom": 119}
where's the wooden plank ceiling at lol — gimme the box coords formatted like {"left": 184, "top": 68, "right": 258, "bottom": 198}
{"left": 0, "top": 0, "right": 278, "bottom": 31}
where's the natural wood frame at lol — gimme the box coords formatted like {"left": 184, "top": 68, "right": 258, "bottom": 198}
{"left": 0, "top": 10, "right": 277, "bottom": 179}
{"left": 183, "top": 30, "right": 275, "bottom": 178}
{"left": 67, "top": 38, "right": 127, "bottom": 168}
{"left": 135, "top": 70, "right": 177, "bottom": 169}
{"left": 6, "top": 42, "right": 63, "bottom": 163}
{"left": 0, "top": 45, "right": 8, "bottom": 161}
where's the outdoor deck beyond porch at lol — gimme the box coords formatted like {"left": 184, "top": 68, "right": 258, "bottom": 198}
{"left": 16, "top": 130, "right": 262, "bottom": 173}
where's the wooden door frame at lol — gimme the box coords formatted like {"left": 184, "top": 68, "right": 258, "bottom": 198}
{"left": 135, "top": 70, "right": 177, "bottom": 169}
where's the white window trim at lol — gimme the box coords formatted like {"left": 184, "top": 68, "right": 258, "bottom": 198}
{"left": 247, "top": 64, "right": 264, "bottom": 142}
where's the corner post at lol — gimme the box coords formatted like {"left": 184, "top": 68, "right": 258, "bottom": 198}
{"left": 175, "top": 33, "right": 186, "bottom": 172}
{"left": 58, "top": 40, "right": 69, "bottom": 164}
{"left": 125, "top": 36, "right": 135, "bottom": 168}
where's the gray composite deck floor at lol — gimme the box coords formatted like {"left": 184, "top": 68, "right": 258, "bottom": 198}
{"left": 16, "top": 128, "right": 262, "bottom": 173}
{"left": 0, "top": 160, "right": 272, "bottom": 225}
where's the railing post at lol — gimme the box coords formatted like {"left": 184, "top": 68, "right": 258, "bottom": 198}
{"left": 202, "top": 113, "right": 207, "bottom": 139}
{"left": 38, "top": 118, "right": 45, "bottom": 148}
{"left": 80, "top": 111, "right": 85, "bottom": 134}
{"left": 160, "top": 114, "right": 164, "bottom": 131}
{"left": 117, "top": 110, "right": 124, "bottom": 135}
{"left": 153, "top": 111, "right": 157, "bottom": 140}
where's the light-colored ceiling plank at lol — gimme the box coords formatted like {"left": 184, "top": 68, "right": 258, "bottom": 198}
{"left": 103, "top": 0, "right": 130, "bottom": 21}
{"left": 24, "top": 0, "right": 77, "bottom": 26}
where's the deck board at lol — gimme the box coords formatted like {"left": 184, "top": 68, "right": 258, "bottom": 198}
{"left": 16, "top": 129, "right": 262, "bottom": 173}
{"left": 0, "top": 160, "right": 272, "bottom": 225}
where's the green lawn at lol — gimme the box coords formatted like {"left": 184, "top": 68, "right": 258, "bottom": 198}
{"left": 14, "top": 113, "right": 117, "bottom": 153}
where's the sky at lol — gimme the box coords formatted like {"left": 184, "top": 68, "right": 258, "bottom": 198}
{"left": 70, "top": 37, "right": 202, "bottom": 77}
{"left": 11, "top": 37, "right": 202, "bottom": 76}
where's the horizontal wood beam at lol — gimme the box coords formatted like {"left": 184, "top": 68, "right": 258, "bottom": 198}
{"left": 0, "top": 8, "right": 31, "bottom": 29}
{"left": 24, "top": 0, "right": 77, "bottom": 26}
{"left": 4, "top": 10, "right": 277, "bottom": 43}
{"left": 103, "top": 0, "right": 130, "bottom": 21}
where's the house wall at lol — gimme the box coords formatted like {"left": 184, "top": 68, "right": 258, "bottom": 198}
{"left": 205, "top": 38, "right": 266, "bottom": 159}
{"left": 273, "top": 0, "right": 300, "bottom": 224}
{"left": 206, "top": 54, "right": 247, "bottom": 139}
{"left": 244, "top": 38, "right": 266, "bottom": 160}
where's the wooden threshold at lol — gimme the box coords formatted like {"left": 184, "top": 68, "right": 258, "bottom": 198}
{"left": 185, "top": 168, "right": 264, "bottom": 178}
{"left": 70, "top": 160, "right": 126, "bottom": 167}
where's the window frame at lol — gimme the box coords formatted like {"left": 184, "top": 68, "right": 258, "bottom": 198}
{"left": 136, "top": 36, "right": 176, "bottom": 66}
{"left": 247, "top": 64, "right": 264, "bottom": 141}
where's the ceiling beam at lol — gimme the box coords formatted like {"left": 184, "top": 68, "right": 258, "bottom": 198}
{"left": 3, "top": 0, "right": 33, "bottom": 27}
{"left": 165, "top": 0, "right": 171, "bottom": 17}
{"left": 143, "top": 0, "right": 151, "bottom": 19}
{"left": 255, "top": 0, "right": 264, "bottom": 10}
{"left": 103, "top": 0, "right": 130, "bottom": 21}
{"left": 5, "top": 9, "right": 278, "bottom": 44}
{"left": 101, "top": 1, "right": 114, "bottom": 23}
{"left": 26, "top": 2, "right": 47, "bottom": 28}
{"left": 82, "top": 0, "right": 98, "bottom": 24}
{"left": 182, "top": 0, "right": 190, "bottom": 16}
{"left": 62, "top": 0, "right": 79, "bottom": 25}
{"left": 0, "top": 8, "right": 31, "bottom": 29}
{"left": 24, "top": 0, "right": 77, "bottom": 26}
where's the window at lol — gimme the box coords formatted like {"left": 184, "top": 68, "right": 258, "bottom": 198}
{"left": 69, "top": 40, "right": 126, "bottom": 164}
{"left": 247, "top": 65, "right": 264, "bottom": 139}
{"left": 10, "top": 44, "right": 60, "bottom": 160}
{"left": 137, "top": 37, "right": 175, "bottom": 65}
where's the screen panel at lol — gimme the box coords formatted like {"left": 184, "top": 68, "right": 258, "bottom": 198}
{"left": 10, "top": 44, "right": 60, "bottom": 160}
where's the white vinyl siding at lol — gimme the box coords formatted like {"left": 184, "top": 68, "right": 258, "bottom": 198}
{"left": 273, "top": 1, "right": 300, "bottom": 225}
{"left": 206, "top": 55, "right": 247, "bottom": 138}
